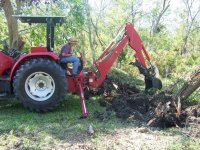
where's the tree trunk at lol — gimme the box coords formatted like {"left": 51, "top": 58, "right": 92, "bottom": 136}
{"left": 15, "top": 0, "right": 22, "bottom": 14}
{"left": 84, "top": 0, "right": 95, "bottom": 62}
{"left": 173, "top": 66, "right": 200, "bottom": 100}
{"left": 181, "top": 0, "right": 200, "bottom": 54}
{"left": 80, "top": 32, "right": 86, "bottom": 65}
{"left": 2, "top": 0, "right": 19, "bottom": 49}
{"left": 151, "top": 0, "right": 170, "bottom": 36}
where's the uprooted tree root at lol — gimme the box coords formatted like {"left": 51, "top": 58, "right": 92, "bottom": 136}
{"left": 94, "top": 76, "right": 200, "bottom": 135}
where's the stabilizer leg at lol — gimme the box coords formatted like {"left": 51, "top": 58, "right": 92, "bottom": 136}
{"left": 78, "top": 83, "right": 88, "bottom": 118}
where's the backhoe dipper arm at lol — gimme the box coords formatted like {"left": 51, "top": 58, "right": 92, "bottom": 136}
{"left": 88, "top": 23, "right": 154, "bottom": 88}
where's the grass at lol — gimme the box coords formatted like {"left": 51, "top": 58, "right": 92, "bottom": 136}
{"left": 0, "top": 94, "right": 129, "bottom": 149}
{"left": 1, "top": 95, "right": 199, "bottom": 149}
{"left": 167, "top": 135, "right": 200, "bottom": 150}
{"left": 108, "top": 68, "right": 145, "bottom": 89}
{"left": 157, "top": 127, "right": 199, "bottom": 150}
{"left": 0, "top": 69, "right": 199, "bottom": 149}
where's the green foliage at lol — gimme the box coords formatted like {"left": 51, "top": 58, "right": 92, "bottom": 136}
{"left": 151, "top": 50, "right": 200, "bottom": 78}
{"left": 108, "top": 68, "right": 144, "bottom": 87}
{"left": 0, "top": 13, "right": 9, "bottom": 49}
{"left": 117, "top": 47, "right": 128, "bottom": 64}
{"left": 0, "top": 0, "right": 85, "bottom": 51}
{"left": 150, "top": 32, "right": 173, "bottom": 51}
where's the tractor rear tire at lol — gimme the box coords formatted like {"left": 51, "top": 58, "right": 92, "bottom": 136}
{"left": 13, "top": 58, "right": 67, "bottom": 112}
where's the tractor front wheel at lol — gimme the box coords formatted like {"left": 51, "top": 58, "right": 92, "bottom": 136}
{"left": 13, "top": 58, "right": 67, "bottom": 112}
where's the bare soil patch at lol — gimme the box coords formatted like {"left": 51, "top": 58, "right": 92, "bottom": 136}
{"left": 94, "top": 76, "right": 200, "bottom": 134}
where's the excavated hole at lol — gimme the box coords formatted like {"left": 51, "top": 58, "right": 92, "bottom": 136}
{"left": 94, "top": 76, "right": 199, "bottom": 130}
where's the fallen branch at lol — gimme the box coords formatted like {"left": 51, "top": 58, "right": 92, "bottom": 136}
{"left": 173, "top": 66, "right": 200, "bottom": 100}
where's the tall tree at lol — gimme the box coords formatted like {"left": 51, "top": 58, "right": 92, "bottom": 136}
{"left": 150, "top": 0, "right": 171, "bottom": 36}
{"left": 182, "top": 0, "right": 200, "bottom": 54}
{"left": 1, "top": 0, "right": 20, "bottom": 49}
{"left": 84, "top": 0, "right": 95, "bottom": 62}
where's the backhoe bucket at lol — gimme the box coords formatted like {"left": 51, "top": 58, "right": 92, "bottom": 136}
{"left": 130, "top": 61, "right": 162, "bottom": 90}
{"left": 145, "top": 76, "right": 162, "bottom": 90}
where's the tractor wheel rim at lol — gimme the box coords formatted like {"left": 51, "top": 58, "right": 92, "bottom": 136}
{"left": 25, "top": 72, "right": 55, "bottom": 101}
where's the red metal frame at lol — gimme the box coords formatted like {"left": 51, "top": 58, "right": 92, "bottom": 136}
{"left": 0, "top": 52, "right": 14, "bottom": 76}
{"left": 31, "top": 46, "right": 48, "bottom": 53}
{"left": 88, "top": 23, "right": 151, "bottom": 88}
{"left": 77, "top": 78, "right": 88, "bottom": 117}
{"left": 9, "top": 52, "right": 59, "bottom": 79}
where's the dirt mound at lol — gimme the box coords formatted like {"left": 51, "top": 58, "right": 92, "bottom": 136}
{"left": 94, "top": 76, "right": 199, "bottom": 130}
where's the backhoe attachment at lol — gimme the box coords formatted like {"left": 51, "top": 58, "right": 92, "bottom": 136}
{"left": 89, "top": 22, "right": 162, "bottom": 90}
{"left": 126, "top": 23, "right": 162, "bottom": 90}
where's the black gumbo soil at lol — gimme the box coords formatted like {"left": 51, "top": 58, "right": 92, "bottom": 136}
{"left": 94, "top": 76, "right": 199, "bottom": 129}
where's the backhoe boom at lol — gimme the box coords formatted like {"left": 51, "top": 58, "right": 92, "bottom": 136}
{"left": 88, "top": 23, "right": 162, "bottom": 90}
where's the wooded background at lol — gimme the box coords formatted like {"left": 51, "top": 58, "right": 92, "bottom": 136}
{"left": 0, "top": 0, "right": 199, "bottom": 80}
{"left": 0, "top": 1, "right": 199, "bottom": 149}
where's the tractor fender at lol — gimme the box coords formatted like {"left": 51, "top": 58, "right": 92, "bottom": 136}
{"left": 0, "top": 52, "right": 14, "bottom": 76}
{"left": 10, "top": 52, "right": 59, "bottom": 79}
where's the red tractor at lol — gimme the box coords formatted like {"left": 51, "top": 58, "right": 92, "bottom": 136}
{"left": 0, "top": 16, "right": 162, "bottom": 117}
